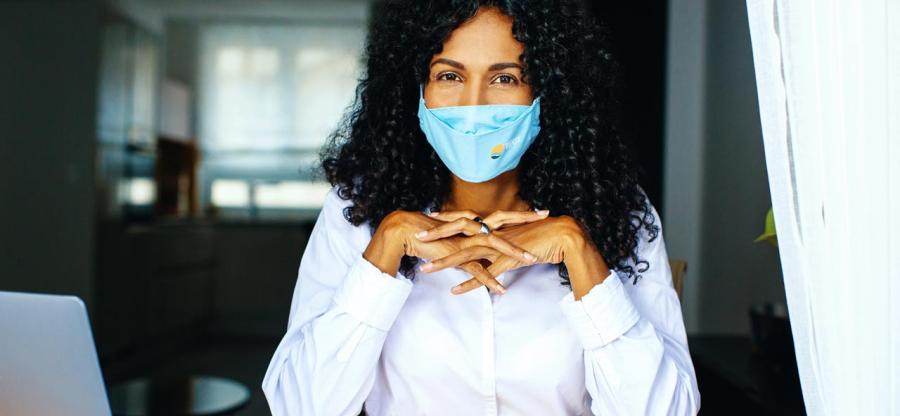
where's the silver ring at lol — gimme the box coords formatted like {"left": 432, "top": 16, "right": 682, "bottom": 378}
{"left": 478, "top": 222, "right": 491, "bottom": 235}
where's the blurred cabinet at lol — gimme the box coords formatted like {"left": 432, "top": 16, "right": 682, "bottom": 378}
{"left": 137, "top": 225, "right": 215, "bottom": 337}
{"left": 96, "top": 222, "right": 216, "bottom": 369}
{"left": 93, "top": 12, "right": 171, "bottom": 378}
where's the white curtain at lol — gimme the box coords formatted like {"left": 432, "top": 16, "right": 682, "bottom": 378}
{"left": 199, "top": 24, "right": 365, "bottom": 153}
{"left": 746, "top": 1, "right": 899, "bottom": 415}
{"left": 196, "top": 23, "right": 366, "bottom": 212}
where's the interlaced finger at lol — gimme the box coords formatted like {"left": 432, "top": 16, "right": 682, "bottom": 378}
{"left": 479, "top": 234, "right": 537, "bottom": 264}
{"left": 452, "top": 255, "right": 524, "bottom": 295}
{"left": 429, "top": 209, "right": 550, "bottom": 232}
{"left": 416, "top": 217, "right": 482, "bottom": 241}
{"left": 419, "top": 246, "right": 501, "bottom": 273}
{"left": 427, "top": 210, "right": 479, "bottom": 222}
{"left": 451, "top": 274, "right": 486, "bottom": 295}
{"left": 456, "top": 261, "right": 505, "bottom": 294}
{"left": 482, "top": 209, "right": 549, "bottom": 229}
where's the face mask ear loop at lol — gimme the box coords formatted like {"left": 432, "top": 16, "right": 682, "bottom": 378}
{"left": 418, "top": 83, "right": 426, "bottom": 107}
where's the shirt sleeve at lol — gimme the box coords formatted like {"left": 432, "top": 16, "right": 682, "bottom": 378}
{"left": 261, "top": 185, "right": 414, "bottom": 416}
{"left": 557, "top": 202, "right": 701, "bottom": 415}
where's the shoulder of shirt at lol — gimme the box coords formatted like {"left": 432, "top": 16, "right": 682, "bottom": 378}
{"left": 318, "top": 183, "right": 374, "bottom": 253}
{"left": 643, "top": 199, "right": 664, "bottom": 244}
{"left": 633, "top": 185, "right": 664, "bottom": 248}
{"left": 612, "top": 189, "right": 669, "bottom": 286}
{"left": 321, "top": 183, "right": 354, "bottom": 216}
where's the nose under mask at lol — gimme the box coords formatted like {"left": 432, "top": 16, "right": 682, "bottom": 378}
{"left": 416, "top": 84, "right": 542, "bottom": 183}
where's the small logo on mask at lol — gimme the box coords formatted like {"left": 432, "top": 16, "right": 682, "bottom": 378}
{"left": 490, "top": 143, "right": 505, "bottom": 159}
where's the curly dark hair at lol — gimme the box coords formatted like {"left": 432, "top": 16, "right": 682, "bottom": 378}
{"left": 320, "top": 0, "right": 659, "bottom": 286}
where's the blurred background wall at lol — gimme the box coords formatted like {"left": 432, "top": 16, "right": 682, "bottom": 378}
{"left": 1, "top": 2, "right": 101, "bottom": 314}
{"left": 664, "top": 0, "right": 786, "bottom": 334}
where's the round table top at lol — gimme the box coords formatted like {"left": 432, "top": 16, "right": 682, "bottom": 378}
{"left": 108, "top": 375, "right": 251, "bottom": 416}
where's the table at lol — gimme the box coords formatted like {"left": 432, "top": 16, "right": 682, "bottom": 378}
{"left": 108, "top": 375, "right": 251, "bottom": 416}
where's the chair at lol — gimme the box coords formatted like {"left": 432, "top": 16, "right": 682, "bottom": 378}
{"left": 669, "top": 259, "right": 687, "bottom": 302}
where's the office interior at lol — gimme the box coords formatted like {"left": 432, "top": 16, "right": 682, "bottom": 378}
{"left": 0, "top": 0, "right": 798, "bottom": 414}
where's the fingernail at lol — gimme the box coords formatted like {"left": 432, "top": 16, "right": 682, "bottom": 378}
{"left": 419, "top": 263, "right": 433, "bottom": 272}
{"left": 496, "top": 285, "right": 507, "bottom": 294}
{"left": 524, "top": 252, "right": 537, "bottom": 262}
{"left": 536, "top": 209, "right": 549, "bottom": 216}
{"left": 415, "top": 230, "right": 427, "bottom": 239}
{"left": 428, "top": 212, "right": 439, "bottom": 217}
{"left": 451, "top": 285, "right": 462, "bottom": 294}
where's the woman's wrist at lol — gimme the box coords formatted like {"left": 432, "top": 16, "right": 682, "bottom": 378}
{"left": 363, "top": 213, "right": 408, "bottom": 277}
{"left": 562, "top": 231, "right": 610, "bottom": 301}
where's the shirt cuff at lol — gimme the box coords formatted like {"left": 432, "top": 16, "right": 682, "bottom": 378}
{"left": 558, "top": 270, "right": 641, "bottom": 350}
{"left": 332, "top": 253, "right": 414, "bottom": 331}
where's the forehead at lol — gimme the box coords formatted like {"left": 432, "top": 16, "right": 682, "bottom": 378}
{"left": 433, "top": 7, "right": 525, "bottom": 64}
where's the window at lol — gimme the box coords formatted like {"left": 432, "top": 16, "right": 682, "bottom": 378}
{"left": 197, "top": 23, "right": 365, "bottom": 219}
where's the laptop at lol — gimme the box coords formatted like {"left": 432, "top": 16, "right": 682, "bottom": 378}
{"left": 0, "top": 290, "right": 112, "bottom": 416}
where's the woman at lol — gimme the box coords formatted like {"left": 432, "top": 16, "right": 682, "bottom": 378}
{"left": 262, "top": 1, "right": 700, "bottom": 415}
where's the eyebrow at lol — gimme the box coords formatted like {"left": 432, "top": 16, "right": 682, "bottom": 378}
{"left": 430, "top": 58, "right": 523, "bottom": 72}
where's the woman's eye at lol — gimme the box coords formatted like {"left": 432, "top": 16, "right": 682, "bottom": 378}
{"left": 492, "top": 74, "right": 519, "bottom": 85}
{"left": 436, "top": 72, "right": 462, "bottom": 82}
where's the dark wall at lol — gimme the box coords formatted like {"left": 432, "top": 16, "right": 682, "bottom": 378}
{"left": 587, "top": 1, "right": 669, "bottom": 215}
{"left": 0, "top": 1, "right": 101, "bottom": 313}
{"left": 697, "top": 0, "right": 785, "bottom": 334}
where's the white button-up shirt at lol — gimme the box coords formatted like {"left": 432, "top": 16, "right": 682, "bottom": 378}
{"left": 262, "top": 186, "right": 700, "bottom": 415}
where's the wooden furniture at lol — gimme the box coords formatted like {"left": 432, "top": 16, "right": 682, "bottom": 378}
{"left": 155, "top": 137, "right": 199, "bottom": 218}
{"left": 96, "top": 222, "right": 216, "bottom": 382}
{"left": 669, "top": 258, "right": 687, "bottom": 301}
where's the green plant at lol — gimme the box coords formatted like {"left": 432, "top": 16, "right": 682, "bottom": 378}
{"left": 754, "top": 207, "right": 778, "bottom": 247}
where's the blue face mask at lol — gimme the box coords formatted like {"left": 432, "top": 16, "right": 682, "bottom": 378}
{"left": 416, "top": 84, "right": 541, "bottom": 183}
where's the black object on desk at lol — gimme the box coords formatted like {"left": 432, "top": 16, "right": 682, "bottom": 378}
{"left": 108, "top": 375, "right": 251, "bottom": 416}
{"left": 689, "top": 335, "right": 805, "bottom": 415}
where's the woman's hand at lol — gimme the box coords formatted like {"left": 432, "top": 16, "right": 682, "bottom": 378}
{"left": 417, "top": 212, "right": 571, "bottom": 289}
{"left": 415, "top": 209, "right": 549, "bottom": 268}
{"left": 420, "top": 212, "right": 610, "bottom": 298}
{"left": 418, "top": 209, "right": 550, "bottom": 242}
{"left": 364, "top": 210, "right": 521, "bottom": 294}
